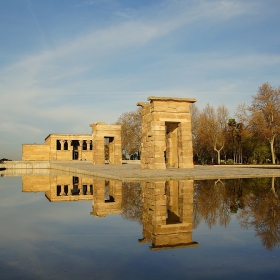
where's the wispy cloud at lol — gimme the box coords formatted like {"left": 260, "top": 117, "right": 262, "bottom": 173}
{"left": 0, "top": 0, "right": 251, "bottom": 98}
{"left": 0, "top": 0, "right": 279, "bottom": 159}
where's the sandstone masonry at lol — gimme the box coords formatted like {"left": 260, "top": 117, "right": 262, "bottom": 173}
{"left": 137, "top": 96, "right": 196, "bottom": 169}
{"left": 90, "top": 122, "right": 122, "bottom": 165}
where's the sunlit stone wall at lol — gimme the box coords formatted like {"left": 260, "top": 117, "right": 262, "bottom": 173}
{"left": 22, "top": 144, "right": 50, "bottom": 161}
{"left": 22, "top": 134, "right": 92, "bottom": 161}
{"left": 137, "top": 96, "right": 196, "bottom": 170}
{"left": 90, "top": 122, "right": 122, "bottom": 165}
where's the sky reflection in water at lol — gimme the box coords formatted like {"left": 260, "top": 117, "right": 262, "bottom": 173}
{"left": 0, "top": 175, "right": 279, "bottom": 280}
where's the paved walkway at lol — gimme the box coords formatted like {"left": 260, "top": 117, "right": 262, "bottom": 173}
{"left": 50, "top": 161, "right": 280, "bottom": 181}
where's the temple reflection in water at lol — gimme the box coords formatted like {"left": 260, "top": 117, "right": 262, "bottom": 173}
{"left": 19, "top": 174, "right": 280, "bottom": 251}
{"left": 139, "top": 180, "right": 198, "bottom": 250}
{"left": 21, "top": 175, "right": 198, "bottom": 250}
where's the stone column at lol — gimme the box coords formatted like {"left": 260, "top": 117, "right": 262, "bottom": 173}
{"left": 177, "top": 121, "right": 193, "bottom": 168}
{"left": 86, "top": 140, "right": 91, "bottom": 151}
{"left": 78, "top": 140, "right": 82, "bottom": 160}
{"left": 61, "top": 140, "right": 65, "bottom": 150}
{"left": 60, "top": 186, "right": 65, "bottom": 196}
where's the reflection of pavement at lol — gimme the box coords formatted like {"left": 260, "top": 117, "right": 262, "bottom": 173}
{"left": 2, "top": 161, "right": 280, "bottom": 181}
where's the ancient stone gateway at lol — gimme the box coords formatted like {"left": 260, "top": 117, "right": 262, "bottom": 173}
{"left": 137, "top": 96, "right": 196, "bottom": 169}
{"left": 90, "top": 122, "right": 122, "bottom": 165}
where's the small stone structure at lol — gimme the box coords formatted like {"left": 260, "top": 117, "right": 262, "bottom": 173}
{"left": 22, "top": 123, "right": 122, "bottom": 164}
{"left": 22, "top": 134, "right": 92, "bottom": 161}
{"left": 90, "top": 122, "right": 122, "bottom": 165}
{"left": 137, "top": 96, "right": 196, "bottom": 169}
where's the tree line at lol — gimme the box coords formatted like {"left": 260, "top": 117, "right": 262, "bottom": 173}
{"left": 115, "top": 83, "right": 280, "bottom": 164}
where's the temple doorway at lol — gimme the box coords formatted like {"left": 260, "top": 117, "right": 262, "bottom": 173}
{"left": 104, "top": 137, "right": 115, "bottom": 163}
{"left": 165, "top": 122, "right": 180, "bottom": 168}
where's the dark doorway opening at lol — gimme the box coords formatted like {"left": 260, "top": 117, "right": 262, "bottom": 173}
{"left": 71, "top": 140, "right": 79, "bottom": 160}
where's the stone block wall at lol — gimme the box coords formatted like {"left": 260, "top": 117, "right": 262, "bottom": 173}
{"left": 22, "top": 134, "right": 92, "bottom": 161}
{"left": 90, "top": 122, "right": 122, "bottom": 165}
{"left": 137, "top": 96, "right": 196, "bottom": 169}
{"left": 22, "top": 144, "right": 50, "bottom": 161}
{"left": 46, "top": 134, "right": 92, "bottom": 161}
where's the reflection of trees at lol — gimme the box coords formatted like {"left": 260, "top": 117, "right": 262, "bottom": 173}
{"left": 194, "top": 180, "right": 222, "bottom": 229}
{"left": 121, "top": 182, "right": 142, "bottom": 225}
{"left": 194, "top": 179, "right": 245, "bottom": 229}
{"left": 194, "top": 179, "right": 241, "bottom": 229}
{"left": 194, "top": 177, "right": 280, "bottom": 250}
{"left": 237, "top": 177, "right": 280, "bottom": 250}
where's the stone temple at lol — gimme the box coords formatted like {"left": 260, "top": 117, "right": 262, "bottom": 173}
{"left": 22, "top": 96, "right": 196, "bottom": 169}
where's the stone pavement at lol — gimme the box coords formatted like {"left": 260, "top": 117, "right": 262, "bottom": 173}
{"left": 2, "top": 161, "right": 280, "bottom": 181}
{"left": 49, "top": 161, "right": 280, "bottom": 181}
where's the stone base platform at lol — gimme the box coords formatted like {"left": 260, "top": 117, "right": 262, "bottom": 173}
{"left": 2, "top": 161, "right": 280, "bottom": 181}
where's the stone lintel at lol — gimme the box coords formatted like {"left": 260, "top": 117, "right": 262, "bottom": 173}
{"left": 148, "top": 96, "right": 197, "bottom": 103}
{"left": 90, "top": 123, "right": 121, "bottom": 134}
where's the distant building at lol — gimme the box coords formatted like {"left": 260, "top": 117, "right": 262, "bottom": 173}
{"left": 22, "top": 134, "right": 92, "bottom": 161}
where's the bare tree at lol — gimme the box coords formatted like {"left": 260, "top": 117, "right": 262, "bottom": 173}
{"left": 190, "top": 103, "right": 201, "bottom": 162}
{"left": 237, "top": 83, "right": 280, "bottom": 164}
{"left": 115, "top": 107, "right": 142, "bottom": 158}
{"left": 196, "top": 104, "right": 229, "bottom": 164}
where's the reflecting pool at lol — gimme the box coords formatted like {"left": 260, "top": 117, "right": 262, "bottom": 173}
{"left": 0, "top": 175, "right": 280, "bottom": 279}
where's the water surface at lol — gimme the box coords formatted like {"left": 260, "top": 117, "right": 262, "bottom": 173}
{"left": 0, "top": 175, "right": 279, "bottom": 279}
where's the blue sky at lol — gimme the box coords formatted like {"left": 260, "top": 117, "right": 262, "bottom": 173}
{"left": 1, "top": 0, "right": 280, "bottom": 160}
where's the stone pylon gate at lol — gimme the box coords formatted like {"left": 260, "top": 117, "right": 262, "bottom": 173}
{"left": 90, "top": 122, "right": 122, "bottom": 165}
{"left": 137, "top": 97, "right": 196, "bottom": 169}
